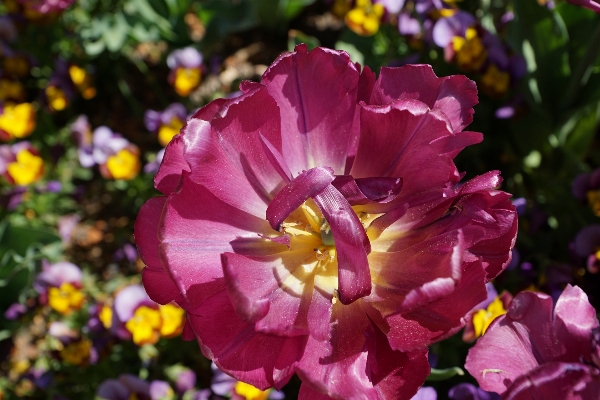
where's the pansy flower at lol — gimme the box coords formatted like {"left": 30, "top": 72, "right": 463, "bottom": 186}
{"left": 448, "top": 383, "right": 498, "bottom": 400}
{"left": 100, "top": 144, "right": 142, "bottom": 180}
{"left": 97, "top": 374, "right": 151, "bottom": 400}
{"left": 113, "top": 284, "right": 185, "bottom": 346}
{"left": 34, "top": 260, "right": 84, "bottom": 314}
{"left": 0, "top": 102, "right": 36, "bottom": 141}
{"left": 167, "top": 47, "right": 203, "bottom": 97}
{"left": 573, "top": 225, "right": 600, "bottom": 274}
{"left": 572, "top": 168, "right": 600, "bottom": 216}
{"left": 462, "top": 282, "right": 512, "bottom": 342}
{"left": 0, "top": 141, "right": 44, "bottom": 185}
{"left": 135, "top": 45, "right": 517, "bottom": 398}
{"left": 465, "top": 285, "right": 600, "bottom": 398}
{"left": 345, "top": 0, "right": 386, "bottom": 36}
{"left": 144, "top": 103, "right": 188, "bottom": 146}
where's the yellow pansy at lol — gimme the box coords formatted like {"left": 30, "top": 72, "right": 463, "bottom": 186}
{"left": 234, "top": 381, "right": 271, "bottom": 400}
{"left": 6, "top": 149, "right": 44, "bottom": 186}
{"left": 125, "top": 306, "right": 162, "bottom": 345}
{"left": 451, "top": 27, "right": 487, "bottom": 72}
{"left": 0, "top": 103, "right": 36, "bottom": 140}
{"left": 174, "top": 67, "right": 201, "bottom": 97}
{"left": 60, "top": 339, "right": 92, "bottom": 365}
{"left": 106, "top": 148, "right": 141, "bottom": 180}
{"left": 472, "top": 296, "right": 507, "bottom": 338}
{"left": 480, "top": 64, "right": 510, "bottom": 97}
{"left": 48, "top": 282, "right": 85, "bottom": 315}
{"left": 345, "top": 0, "right": 385, "bottom": 37}
{"left": 0, "top": 79, "right": 26, "bottom": 102}
{"left": 159, "top": 304, "right": 185, "bottom": 338}
{"left": 158, "top": 117, "right": 184, "bottom": 146}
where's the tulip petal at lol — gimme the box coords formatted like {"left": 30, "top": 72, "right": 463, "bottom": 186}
{"left": 266, "top": 166, "right": 335, "bottom": 230}
{"left": 313, "top": 184, "right": 371, "bottom": 304}
{"left": 332, "top": 175, "right": 402, "bottom": 205}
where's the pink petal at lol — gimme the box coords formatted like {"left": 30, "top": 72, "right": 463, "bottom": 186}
{"left": 266, "top": 166, "right": 335, "bottom": 230}
{"left": 313, "top": 184, "right": 371, "bottom": 304}
{"left": 351, "top": 101, "right": 460, "bottom": 199}
{"left": 159, "top": 173, "right": 283, "bottom": 309}
{"left": 369, "top": 65, "right": 478, "bottom": 133}
{"left": 155, "top": 134, "right": 189, "bottom": 196}
{"left": 332, "top": 176, "right": 402, "bottom": 205}
{"left": 187, "top": 289, "right": 305, "bottom": 390}
{"left": 135, "top": 197, "right": 182, "bottom": 304}
{"left": 261, "top": 44, "right": 359, "bottom": 174}
{"left": 221, "top": 251, "right": 332, "bottom": 340}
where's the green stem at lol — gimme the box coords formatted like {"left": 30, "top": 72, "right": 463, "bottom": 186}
{"left": 563, "top": 20, "right": 600, "bottom": 109}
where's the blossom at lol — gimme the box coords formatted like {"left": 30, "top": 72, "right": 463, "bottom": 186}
{"left": 345, "top": 0, "right": 386, "bottom": 36}
{"left": 573, "top": 225, "right": 600, "bottom": 273}
{"left": 0, "top": 102, "right": 36, "bottom": 140}
{"left": 448, "top": 383, "right": 498, "bottom": 400}
{"left": 567, "top": 0, "right": 600, "bottom": 13}
{"left": 0, "top": 141, "right": 44, "bottom": 185}
{"left": 34, "top": 260, "right": 84, "bottom": 314}
{"left": 113, "top": 284, "right": 185, "bottom": 345}
{"left": 167, "top": 47, "right": 203, "bottom": 96}
{"left": 135, "top": 45, "right": 517, "bottom": 398}
{"left": 462, "top": 282, "right": 512, "bottom": 342}
{"left": 411, "top": 386, "right": 437, "bottom": 400}
{"left": 97, "top": 374, "right": 151, "bottom": 400}
{"left": 465, "top": 285, "right": 600, "bottom": 399}
{"left": 144, "top": 103, "right": 188, "bottom": 146}
{"left": 101, "top": 146, "right": 141, "bottom": 180}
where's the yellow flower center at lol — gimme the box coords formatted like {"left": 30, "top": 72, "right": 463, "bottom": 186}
{"left": 472, "top": 296, "right": 507, "bottom": 337}
{"left": 45, "top": 85, "right": 68, "bottom": 111}
{"left": 157, "top": 117, "right": 184, "bottom": 146}
{"left": 125, "top": 306, "right": 162, "bottom": 345}
{"left": 451, "top": 27, "right": 487, "bottom": 72}
{"left": 481, "top": 65, "right": 510, "bottom": 97}
{"left": 159, "top": 303, "right": 185, "bottom": 337}
{"left": 7, "top": 149, "right": 44, "bottom": 186}
{"left": 0, "top": 102, "right": 36, "bottom": 139}
{"left": 60, "top": 339, "right": 92, "bottom": 365}
{"left": 48, "top": 282, "right": 85, "bottom": 315}
{"left": 345, "top": 0, "right": 385, "bottom": 37}
{"left": 174, "top": 67, "right": 201, "bottom": 96}
{"left": 233, "top": 381, "right": 270, "bottom": 400}
{"left": 106, "top": 148, "right": 141, "bottom": 180}
{"left": 100, "top": 305, "right": 113, "bottom": 329}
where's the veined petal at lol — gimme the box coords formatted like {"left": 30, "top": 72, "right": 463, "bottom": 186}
{"left": 155, "top": 134, "right": 189, "bottom": 196}
{"left": 369, "top": 65, "right": 478, "bottom": 133}
{"left": 221, "top": 251, "right": 333, "bottom": 339}
{"left": 159, "top": 173, "right": 284, "bottom": 309}
{"left": 135, "top": 197, "right": 182, "bottom": 305}
{"left": 332, "top": 176, "right": 402, "bottom": 205}
{"left": 187, "top": 289, "right": 305, "bottom": 390}
{"left": 313, "top": 184, "right": 371, "bottom": 304}
{"left": 266, "top": 166, "right": 335, "bottom": 230}
{"left": 261, "top": 44, "right": 359, "bottom": 174}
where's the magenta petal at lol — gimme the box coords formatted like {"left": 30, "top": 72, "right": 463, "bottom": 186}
{"left": 187, "top": 289, "right": 305, "bottom": 390}
{"left": 261, "top": 44, "right": 359, "bottom": 174}
{"left": 332, "top": 175, "right": 402, "bottom": 205}
{"left": 503, "top": 362, "right": 600, "bottom": 400}
{"left": 259, "top": 133, "right": 292, "bottom": 183}
{"left": 221, "top": 251, "right": 330, "bottom": 338}
{"left": 155, "top": 134, "right": 189, "bottom": 196}
{"left": 370, "top": 65, "right": 478, "bottom": 133}
{"left": 313, "top": 184, "right": 371, "bottom": 304}
{"left": 266, "top": 166, "right": 335, "bottom": 230}
{"left": 221, "top": 253, "right": 270, "bottom": 323}
{"left": 135, "top": 197, "right": 182, "bottom": 305}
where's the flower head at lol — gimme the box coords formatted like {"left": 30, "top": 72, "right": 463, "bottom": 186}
{"left": 0, "top": 102, "right": 36, "bottom": 140}
{"left": 34, "top": 260, "right": 84, "bottom": 314}
{"left": 135, "top": 45, "right": 517, "bottom": 398}
{"left": 345, "top": 0, "right": 386, "bottom": 36}
{"left": 167, "top": 47, "right": 203, "bottom": 97}
{"left": 144, "top": 103, "right": 188, "bottom": 146}
{"left": 0, "top": 141, "right": 44, "bottom": 185}
{"left": 465, "top": 285, "right": 600, "bottom": 398}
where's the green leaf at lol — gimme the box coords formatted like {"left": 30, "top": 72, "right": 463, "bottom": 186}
{"left": 102, "top": 13, "right": 128, "bottom": 52}
{"left": 426, "top": 367, "right": 464, "bottom": 381}
{"left": 335, "top": 41, "right": 365, "bottom": 66}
